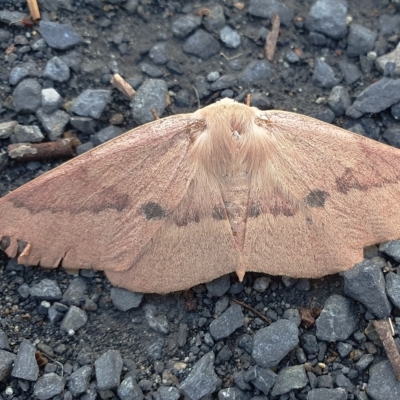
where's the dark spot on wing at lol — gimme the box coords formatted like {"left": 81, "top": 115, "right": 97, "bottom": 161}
{"left": 174, "top": 210, "right": 200, "bottom": 227}
{"left": 212, "top": 206, "right": 227, "bottom": 221}
{"left": 16, "top": 239, "right": 28, "bottom": 256}
{"left": 269, "top": 191, "right": 297, "bottom": 217}
{"left": 0, "top": 236, "right": 10, "bottom": 251}
{"left": 142, "top": 202, "right": 167, "bottom": 220}
{"left": 88, "top": 191, "right": 130, "bottom": 214}
{"left": 304, "top": 190, "right": 329, "bottom": 208}
{"left": 249, "top": 203, "right": 263, "bottom": 218}
{"left": 336, "top": 168, "right": 367, "bottom": 194}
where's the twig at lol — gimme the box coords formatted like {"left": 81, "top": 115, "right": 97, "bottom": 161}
{"left": 39, "top": 351, "right": 64, "bottom": 377}
{"left": 220, "top": 52, "right": 243, "bottom": 60}
{"left": 373, "top": 319, "right": 400, "bottom": 381}
{"left": 265, "top": 13, "right": 280, "bottom": 61}
{"left": 27, "top": 0, "right": 40, "bottom": 21}
{"left": 192, "top": 86, "right": 200, "bottom": 109}
{"left": 230, "top": 298, "right": 272, "bottom": 324}
{"left": 111, "top": 74, "right": 136, "bottom": 100}
{"left": 246, "top": 94, "right": 251, "bottom": 106}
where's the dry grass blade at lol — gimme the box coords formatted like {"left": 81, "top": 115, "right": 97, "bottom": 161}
{"left": 230, "top": 298, "right": 272, "bottom": 324}
{"left": 265, "top": 13, "right": 280, "bottom": 61}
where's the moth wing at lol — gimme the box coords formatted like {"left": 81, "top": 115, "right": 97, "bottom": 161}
{"left": 243, "top": 110, "right": 400, "bottom": 278}
{"left": 0, "top": 115, "right": 199, "bottom": 273}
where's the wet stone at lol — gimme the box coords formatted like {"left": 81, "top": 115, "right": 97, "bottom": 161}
{"left": 11, "top": 340, "right": 39, "bottom": 381}
{"left": 271, "top": 365, "right": 307, "bottom": 396}
{"left": 220, "top": 26, "right": 241, "bottom": 49}
{"left": 68, "top": 365, "right": 92, "bottom": 397}
{"left": 343, "top": 257, "right": 392, "bottom": 319}
{"left": 144, "top": 304, "right": 169, "bottom": 334}
{"left": 38, "top": 21, "right": 83, "bottom": 50}
{"left": 71, "top": 89, "right": 111, "bottom": 119}
{"left": 248, "top": 0, "right": 293, "bottom": 27}
{"left": 14, "top": 125, "right": 44, "bottom": 143}
{"left": 206, "top": 274, "right": 231, "bottom": 297}
{"left": 386, "top": 272, "right": 400, "bottom": 309}
{"left": 41, "top": 88, "right": 63, "bottom": 113}
{"left": 43, "top": 56, "right": 70, "bottom": 82}
{"left": 91, "top": 125, "right": 123, "bottom": 146}
{"left": 305, "top": 0, "right": 347, "bottom": 39}
{"left": 209, "top": 304, "right": 244, "bottom": 341}
{"left": 252, "top": 319, "right": 299, "bottom": 368}
{"left": 179, "top": 352, "right": 221, "bottom": 400}
{"left": 183, "top": 29, "right": 221, "bottom": 60}
{"left": 379, "top": 240, "right": 400, "bottom": 262}
{"left": 245, "top": 365, "right": 277, "bottom": 396}
{"left": 110, "top": 287, "right": 143, "bottom": 311}
{"left": 316, "top": 295, "right": 358, "bottom": 342}
{"left": 62, "top": 278, "right": 87, "bottom": 306}
{"left": 34, "top": 373, "right": 65, "bottom": 400}
{"left": 36, "top": 109, "right": 70, "bottom": 140}
{"left": 95, "top": 349, "right": 123, "bottom": 391}
{"left": 0, "top": 350, "right": 16, "bottom": 381}
{"left": 172, "top": 15, "right": 202, "bottom": 38}
{"left": 60, "top": 305, "right": 88, "bottom": 333}
{"left": 308, "top": 388, "right": 347, "bottom": 400}
{"left": 13, "top": 78, "right": 42, "bottom": 113}
{"left": 312, "top": 59, "right": 340, "bottom": 89}
{"left": 117, "top": 376, "right": 144, "bottom": 400}
{"left": 328, "top": 86, "right": 351, "bottom": 117}
{"left": 239, "top": 60, "right": 271, "bottom": 86}
{"left": 30, "top": 279, "right": 62, "bottom": 301}
{"left": 347, "top": 24, "right": 377, "bottom": 58}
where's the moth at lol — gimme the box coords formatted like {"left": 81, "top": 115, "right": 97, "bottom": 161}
{"left": 1, "top": 98, "right": 400, "bottom": 294}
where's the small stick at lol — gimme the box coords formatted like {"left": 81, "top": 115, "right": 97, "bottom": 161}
{"left": 373, "top": 319, "right": 400, "bottom": 381}
{"left": 111, "top": 74, "right": 136, "bottom": 100}
{"left": 246, "top": 94, "right": 251, "bottom": 106}
{"left": 151, "top": 109, "right": 160, "bottom": 120}
{"left": 27, "top": 0, "right": 40, "bottom": 21}
{"left": 230, "top": 298, "right": 272, "bottom": 324}
{"left": 265, "top": 13, "right": 280, "bottom": 61}
{"left": 8, "top": 138, "right": 79, "bottom": 162}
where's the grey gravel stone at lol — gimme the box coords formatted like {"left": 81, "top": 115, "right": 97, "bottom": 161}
{"left": 245, "top": 365, "right": 277, "bottom": 395}
{"left": 48, "top": 302, "right": 68, "bottom": 323}
{"left": 30, "top": 279, "right": 62, "bottom": 301}
{"left": 271, "top": 365, "right": 307, "bottom": 396}
{"left": 70, "top": 116, "right": 97, "bottom": 134}
{"left": 147, "top": 338, "right": 164, "bottom": 361}
{"left": 154, "top": 385, "right": 180, "bottom": 400}
{"left": 385, "top": 272, "right": 400, "bottom": 310}
{"left": 0, "top": 121, "right": 18, "bottom": 139}
{"left": 11, "top": 340, "right": 39, "bottom": 381}
{"left": 0, "top": 330, "right": 10, "bottom": 350}
{"left": 144, "top": 304, "right": 169, "bottom": 334}
{"left": 68, "top": 365, "right": 92, "bottom": 397}
{"left": 337, "top": 342, "right": 352, "bottom": 357}
{"left": 14, "top": 125, "right": 44, "bottom": 143}
{"left": 343, "top": 257, "right": 392, "bottom": 318}
{"left": 239, "top": 60, "right": 271, "bottom": 86}
{"left": 149, "top": 42, "right": 169, "bottom": 65}
{"left": 347, "top": 24, "right": 377, "bottom": 58}
{"left": 328, "top": 86, "right": 351, "bottom": 117}
{"left": 217, "top": 387, "right": 249, "bottom": 400}
{"left": 252, "top": 319, "right": 299, "bottom": 368}
{"left": 316, "top": 295, "right": 358, "bottom": 342}
{"left": 110, "top": 287, "right": 143, "bottom": 311}
{"left": 13, "top": 78, "right": 42, "bottom": 113}
{"left": 60, "top": 306, "right": 88, "bottom": 333}
{"left": 301, "top": 334, "right": 319, "bottom": 355}
{"left": 76, "top": 141, "right": 94, "bottom": 155}
{"left": 347, "top": 78, "right": 400, "bottom": 118}
{"left": 283, "top": 308, "right": 301, "bottom": 327}
{"left": 34, "top": 373, "right": 65, "bottom": 400}
{"left": 209, "top": 304, "right": 244, "bottom": 340}
{"left": 41, "top": 88, "right": 63, "bottom": 113}
{"left": 312, "top": 59, "right": 340, "bottom": 89}
{"left": 206, "top": 275, "right": 231, "bottom": 297}
{"left": 44, "top": 56, "right": 70, "bottom": 82}
{"left": 140, "top": 63, "right": 163, "bottom": 78}
{"left": 183, "top": 29, "right": 221, "bottom": 60}
{"left": 220, "top": 26, "right": 241, "bottom": 49}
{"left": 376, "top": 43, "right": 400, "bottom": 76}
{"left": 91, "top": 125, "right": 123, "bottom": 146}
{"left": 0, "top": 350, "right": 16, "bottom": 381}
{"left": 132, "top": 79, "right": 168, "bottom": 124}
{"left": 383, "top": 127, "right": 400, "bottom": 148}
{"left": 248, "top": 0, "right": 293, "bottom": 27}
{"left": 9, "top": 63, "right": 35, "bottom": 85}
{"left": 38, "top": 21, "right": 83, "bottom": 50}
{"left": 367, "top": 360, "right": 400, "bottom": 400}
{"left": 356, "top": 354, "right": 374, "bottom": 371}
{"left": 172, "top": 15, "right": 202, "bottom": 38}
{"left": 307, "top": 388, "right": 347, "bottom": 400}
{"left": 305, "top": 0, "right": 347, "bottom": 39}
{"left": 203, "top": 5, "right": 225, "bottom": 32}
{"left": 180, "top": 352, "right": 221, "bottom": 400}
{"left": 253, "top": 276, "right": 271, "bottom": 292}
{"left": 62, "top": 278, "right": 87, "bottom": 306}
{"left": 95, "top": 349, "right": 123, "bottom": 391}
{"left": 380, "top": 240, "right": 400, "bottom": 261}
{"left": 339, "top": 61, "right": 362, "bottom": 85}
{"left": 117, "top": 376, "right": 144, "bottom": 400}
{"left": 71, "top": 89, "right": 111, "bottom": 119}
{"left": 36, "top": 109, "right": 70, "bottom": 140}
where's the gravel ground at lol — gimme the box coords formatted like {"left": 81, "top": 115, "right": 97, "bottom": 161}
{"left": 2, "top": 0, "right": 400, "bottom": 399}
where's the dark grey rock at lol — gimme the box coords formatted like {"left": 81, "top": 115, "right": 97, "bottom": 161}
{"left": 271, "top": 365, "right": 307, "bottom": 396}
{"left": 307, "top": 388, "right": 347, "bottom": 400}
{"left": 194, "top": 75, "right": 211, "bottom": 99}
{"left": 30, "top": 279, "right": 62, "bottom": 301}
{"left": 386, "top": 272, "right": 400, "bottom": 310}
{"left": 183, "top": 29, "right": 221, "bottom": 60}
{"left": 140, "top": 63, "right": 163, "bottom": 78}
{"left": 0, "top": 121, "right": 18, "bottom": 139}
{"left": 174, "top": 89, "right": 190, "bottom": 107}
{"left": 0, "top": 350, "right": 16, "bottom": 381}
{"left": 347, "top": 24, "right": 377, "bottom": 58}
{"left": 33, "top": 373, "right": 65, "bottom": 400}
{"left": 95, "top": 349, "right": 123, "bottom": 391}
{"left": 392, "top": 102, "right": 400, "bottom": 120}
{"left": 283, "top": 308, "right": 301, "bottom": 327}
{"left": 217, "top": 345, "right": 232, "bottom": 362}
{"left": 60, "top": 306, "right": 88, "bottom": 333}
{"left": 356, "top": 354, "right": 374, "bottom": 371}
{"left": 379, "top": 14, "right": 400, "bottom": 37}
{"left": 91, "top": 125, "right": 123, "bottom": 146}
{"left": 77, "top": 141, "right": 94, "bottom": 155}
{"left": 245, "top": 365, "right": 277, "bottom": 395}
{"left": 11, "top": 340, "right": 39, "bottom": 381}
{"left": 44, "top": 56, "right": 70, "bottom": 82}
{"left": 132, "top": 79, "right": 168, "bottom": 124}
{"left": 220, "top": 26, "right": 241, "bottom": 49}
{"left": 328, "top": 86, "right": 351, "bottom": 116}
{"left": 110, "top": 287, "right": 143, "bottom": 311}
{"left": 206, "top": 275, "right": 231, "bottom": 297}
{"left": 252, "top": 319, "right": 299, "bottom": 368}
{"left": 233, "top": 370, "right": 252, "bottom": 391}
{"left": 239, "top": 60, "right": 271, "bottom": 86}
{"left": 10, "top": 63, "right": 37, "bottom": 85}
{"left": 71, "top": 89, "right": 111, "bottom": 119}
{"left": 36, "top": 109, "right": 70, "bottom": 140}
{"left": 343, "top": 257, "right": 392, "bottom": 318}
{"left": 41, "top": 88, "right": 63, "bottom": 113}
{"left": 383, "top": 127, "right": 400, "bottom": 147}
{"left": 286, "top": 50, "right": 300, "bottom": 63}
{"left": 367, "top": 360, "right": 400, "bottom": 400}
{"left": 315, "top": 295, "right": 358, "bottom": 342}
{"left": 149, "top": 42, "right": 169, "bottom": 65}
{"left": 62, "top": 278, "right": 87, "bottom": 306}
{"left": 147, "top": 338, "right": 165, "bottom": 361}
{"left": 217, "top": 387, "right": 249, "bottom": 400}
{"left": 347, "top": 78, "right": 400, "bottom": 118}
{"left": 154, "top": 385, "right": 180, "bottom": 400}
{"left": 48, "top": 302, "right": 68, "bottom": 323}
{"left": 310, "top": 108, "right": 335, "bottom": 123}
{"left": 203, "top": 5, "right": 225, "bottom": 32}
{"left": 68, "top": 365, "right": 92, "bottom": 397}
{"left": 178, "top": 323, "right": 188, "bottom": 348}
{"left": 339, "top": 61, "right": 362, "bottom": 85}
{"left": 376, "top": 43, "right": 400, "bottom": 76}
{"left": 117, "top": 376, "right": 144, "bottom": 400}
{"left": 305, "top": 0, "right": 347, "bottom": 39}
{"left": 0, "top": 10, "right": 26, "bottom": 24}
{"left": 253, "top": 276, "right": 271, "bottom": 292}
{"left": 317, "top": 374, "right": 333, "bottom": 388}
{"left": 308, "top": 31, "right": 327, "bottom": 46}
{"left": 13, "top": 78, "right": 42, "bottom": 113}
{"left": 312, "top": 59, "right": 340, "bottom": 89}
{"left": 180, "top": 352, "right": 221, "bottom": 400}
{"left": 210, "top": 74, "right": 237, "bottom": 91}
{"left": 209, "top": 304, "right": 244, "bottom": 340}
{"left": 335, "top": 373, "right": 354, "bottom": 392}
{"left": 14, "top": 125, "right": 44, "bottom": 143}
{"left": 144, "top": 304, "right": 169, "bottom": 334}
{"left": 172, "top": 15, "right": 202, "bottom": 38}
{"left": 38, "top": 21, "right": 83, "bottom": 50}
{"left": 70, "top": 116, "right": 97, "bottom": 134}
{"left": 238, "top": 334, "right": 253, "bottom": 354}
{"left": 301, "top": 334, "right": 319, "bottom": 355}
{"left": 0, "top": 330, "right": 10, "bottom": 350}
{"left": 248, "top": 0, "right": 293, "bottom": 27}
{"left": 380, "top": 240, "right": 400, "bottom": 261}
{"left": 337, "top": 342, "right": 352, "bottom": 357}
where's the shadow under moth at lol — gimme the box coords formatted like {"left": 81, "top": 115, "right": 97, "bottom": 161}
{"left": 1, "top": 98, "right": 400, "bottom": 293}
